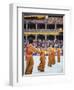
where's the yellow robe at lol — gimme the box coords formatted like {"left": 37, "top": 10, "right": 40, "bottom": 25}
{"left": 25, "top": 44, "right": 40, "bottom": 74}
{"left": 48, "top": 47, "right": 55, "bottom": 66}
{"left": 51, "top": 48, "right": 55, "bottom": 65}
{"left": 57, "top": 48, "right": 61, "bottom": 63}
{"left": 48, "top": 48, "right": 52, "bottom": 66}
{"left": 38, "top": 49, "right": 45, "bottom": 71}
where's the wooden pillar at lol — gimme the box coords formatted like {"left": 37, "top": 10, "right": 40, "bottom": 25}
{"left": 36, "top": 23, "right": 37, "bottom": 31}
{"left": 55, "top": 35, "right": 56, "bottom": 40}
{"left": 45, "top": 35, "right": 47, "bottom": 49}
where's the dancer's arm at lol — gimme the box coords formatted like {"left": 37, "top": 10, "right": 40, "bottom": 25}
{"left": 31, "top": 45, "right": 41, "bottom": 54}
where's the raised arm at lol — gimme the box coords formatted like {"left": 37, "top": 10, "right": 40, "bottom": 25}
{"left": 31, "top": 45, "right": 41, "bottom": 54}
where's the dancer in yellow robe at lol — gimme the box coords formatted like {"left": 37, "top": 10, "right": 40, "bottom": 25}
{"left": 48, "top": 47, "right": 52, "bottom": 67}
{"left": 57, "top": 48, "right": 61, "bottom": 63}
{"left": 51, "top": 47, "right": 55, "bottom": 65}
{"left": 25, "top": 38, "right": 40, "bottom": 74}
{"left": 48, "top": 46, "right": 55, "bottom": 67}
{"left": 38, "top": 48, "right": 46, "bottom": 72}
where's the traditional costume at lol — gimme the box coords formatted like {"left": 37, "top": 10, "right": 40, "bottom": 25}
{"left": 57, "top": 48, "right": 61, "bottom": 63}
{"left": 38, "top": 49, "right": 45, "bottom": 72}
{"left": 48, "top": 47, "right": 55, "bottom": 66}
{"left": 25, "top": 44, "right": 40, "bottom": 74}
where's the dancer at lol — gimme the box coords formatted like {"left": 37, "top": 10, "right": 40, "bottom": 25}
{"left": 38, "top": 47, "right": 46, "bottom": 72}
{"left": 25, "top": 38, "right": 40, "bottom": 74}
{"left": 48, "top": 47, "right": 52, "bottom": 67}
{"left": 57, "top": 47, "right": 61, "bottom": 63}
{"left": 48, "top": 45, "right": 55, "bottom": 67}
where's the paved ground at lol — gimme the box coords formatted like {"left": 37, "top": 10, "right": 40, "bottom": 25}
{"left": 24, "top": 56, "right": 64, "bottom": 76}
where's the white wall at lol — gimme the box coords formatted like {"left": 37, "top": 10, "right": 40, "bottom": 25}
{"left": 0, "top": 0, "right": 74, "bottom": 89}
